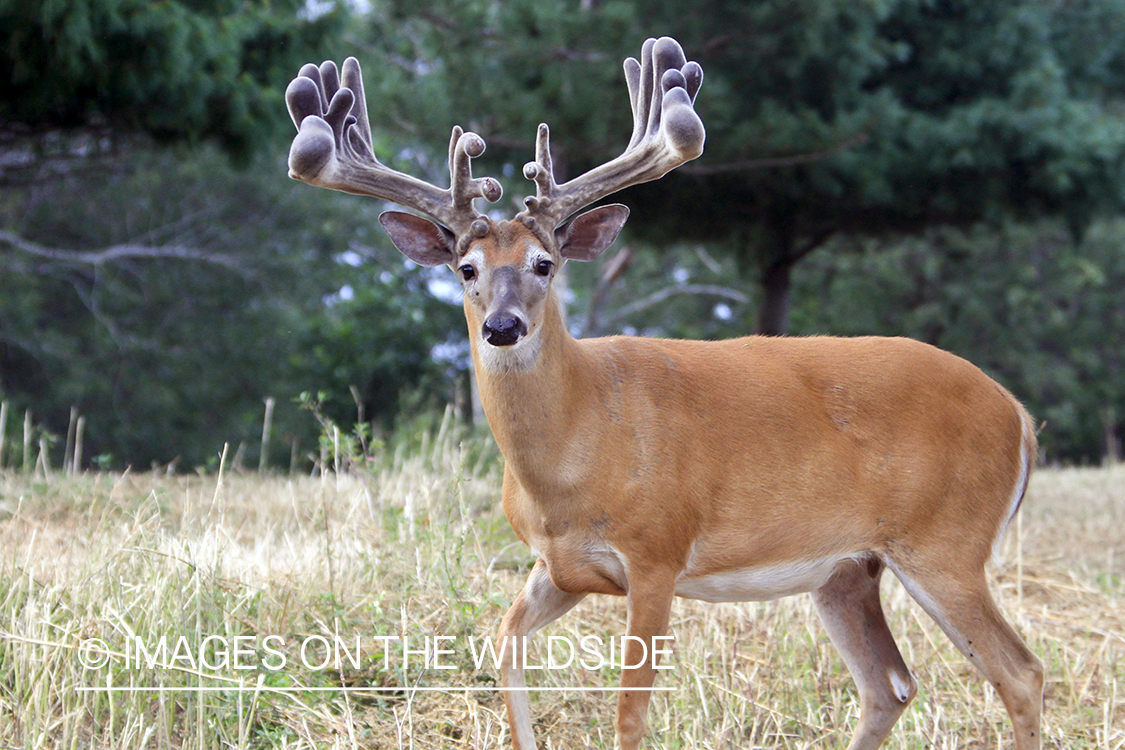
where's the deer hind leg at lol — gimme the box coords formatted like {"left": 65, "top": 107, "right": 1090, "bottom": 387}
{"left": 498, "top": 558, "right": 586, "bottom": 750}
{"left": 812, "top": 556, "right": 917, "bottom": 750}
{"left": 888, "top": 560, "right": 1043, "bottom": 750}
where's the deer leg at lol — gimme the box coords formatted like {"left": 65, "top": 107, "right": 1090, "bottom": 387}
{"left": 615, "top": 574, "right": 676, "bottom": 750}
{"left": 498, "top": 558, "right": 586, "bottom": 750}
{"left": 889, "top": 562, "right": 1043, "bottom": 750}
{"left": 812, "top": 557, "right": 917, "bottom": 750}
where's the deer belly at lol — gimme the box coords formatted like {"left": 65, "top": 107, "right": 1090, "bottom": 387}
{"left": 673, "top": 557, "right": 846, "bottom": 603}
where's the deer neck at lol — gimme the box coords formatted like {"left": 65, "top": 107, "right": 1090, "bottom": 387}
{"left": 467, "top": 289, "right": 593, "bottom": 481}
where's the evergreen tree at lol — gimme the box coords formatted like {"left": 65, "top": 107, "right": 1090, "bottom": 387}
{"left": 355, "top": 0, "right": 1125, "bottom": 334}
{"left": 0, "top": 0, "right": 349, "bottom": 158}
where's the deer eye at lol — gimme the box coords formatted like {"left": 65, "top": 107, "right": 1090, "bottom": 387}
{"left": 534, "top": 260, "right": 554, "bottom": 277}
{"left": 459, "top": 264, "right": 476, "bottom": 281}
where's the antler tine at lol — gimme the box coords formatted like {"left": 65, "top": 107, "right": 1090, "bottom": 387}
{"left": 521, "top": 123, "right": 557, "bottom": 216}
{"left": 286, "top": 57, "right": 502, "bottom": 234}
{"left": 518, "top": 37, "right": 705, "bottom": 230}
{"left": 449, "top": 126, "right": 504, "bottom": 222}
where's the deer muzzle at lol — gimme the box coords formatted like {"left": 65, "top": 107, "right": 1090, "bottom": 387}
{"left": 482, "top": 315, "right": 528, "bottom": 347}
{"left": 481, "top": 266, "right": 530, "bottom": 347}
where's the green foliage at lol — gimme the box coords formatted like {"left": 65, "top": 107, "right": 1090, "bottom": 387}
{"left": 0, "top": 0, "right": 349, "bottom": 156}
{"left": 0, "top": 143, "right": 469, "bottom": 470}
{"left": 292, "top": 258, "right": 469, "bottom": 436}
{"left": 618, "top": 0, "right": 1125, "bottom": 335}
{"left": 4, "top": 0, "right": 1124, "bottom": 466}
{"left": 0, "top": 0, "right": 480, "bottom": 471}
{"left": 347, "top": 0, "right": 1125, "bottom": 337}
{"left": 864, "top": 0, "right": 1125, "bottom": 233}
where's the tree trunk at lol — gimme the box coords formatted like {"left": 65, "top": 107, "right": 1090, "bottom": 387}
{"left": 751, "top": 210, "right": 832, "bottom": 337}
{"left": 753, "top": 211, "right": 797, "bottom": 336}
{"left": 755, "top": 260, "right": 792, "bottom": 336}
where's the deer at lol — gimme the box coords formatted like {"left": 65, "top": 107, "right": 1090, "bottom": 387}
{"left": 284, "top": 37, "right": 1043, "bottom": 750}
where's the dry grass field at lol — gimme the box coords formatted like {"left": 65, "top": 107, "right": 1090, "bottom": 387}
{"left": 1, "top": 421, "right": 1122, "bottom": 749}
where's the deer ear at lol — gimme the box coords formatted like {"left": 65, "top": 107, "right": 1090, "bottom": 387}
{"left": 556, "top": 204, "right": 630, "bottom": 261}
{"left": 378, "top": 211, "right": 456, "bottom": 267}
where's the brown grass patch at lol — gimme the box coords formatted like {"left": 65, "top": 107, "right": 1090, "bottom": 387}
{"left": 0, "top": 440, "right": 1121, "bottom": 749}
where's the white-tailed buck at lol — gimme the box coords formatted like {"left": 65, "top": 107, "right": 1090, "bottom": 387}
{"left": 285, "top": 37, "right": 1043, "bottom": 750}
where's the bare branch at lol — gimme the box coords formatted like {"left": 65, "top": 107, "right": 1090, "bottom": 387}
{"left": 606, "top": 283, "right": 749, "bottom": 327}
{"left": 791, "top": 227, "right": 836, "bottom": 264}
{"left": 683, "top": 130, "right": 870, "bottom": 175}
{"left": 581, "top": 247, "right": 635, "bottom": 336}
{"left": 126, "top": 204, "right": 228, "bottom": 248}
{"left": 0, "top": 230, "right": 245, "bottom": 272}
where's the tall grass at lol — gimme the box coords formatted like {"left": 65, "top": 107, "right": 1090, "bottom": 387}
{"left": 0, "top": 418, "right": 1122, "bottom": 748}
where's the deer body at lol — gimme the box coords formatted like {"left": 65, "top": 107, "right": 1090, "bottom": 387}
{"left": 283, "top": 38, "right": 1043, "bottom": 750}
{"left": 461, "top": 228, "right": 1041, "bottom": 748}
{"left": 475, "top": 303, "right": 1032, "bottom": 601}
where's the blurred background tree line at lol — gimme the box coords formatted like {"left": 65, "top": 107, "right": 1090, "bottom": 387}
{"left": 1, "top": 0, "right": 1124, "bottom": 469}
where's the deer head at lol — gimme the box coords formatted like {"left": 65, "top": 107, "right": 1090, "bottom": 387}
{"left": 285, "top": 37, "right": 704, "bottom": 367}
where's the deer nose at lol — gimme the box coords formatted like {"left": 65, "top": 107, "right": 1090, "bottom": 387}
{"left": 482, "top": 316, "right": 527, "bottom": 347}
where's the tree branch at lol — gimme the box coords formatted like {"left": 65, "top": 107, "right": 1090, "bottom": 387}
{"left": 581, "top": 247, "right": 635, "bottom": 337}
{"left": 683, "top": 130, "right": 870, "bottom": 175}
{"left": 0, "top": 230, "right": 245, "bottom": 272}
{"left": 606, "top": 284, "right": 749, "bottom": 327}
{"left": 790, "top": 226, "right": 836, "bottom": 265}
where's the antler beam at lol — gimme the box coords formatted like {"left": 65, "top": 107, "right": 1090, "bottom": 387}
{"left": 285, "top": 58, "right": 502, "bottom": 234}
{"left": 519, "top": 37, "right": 705, "bottom": 228}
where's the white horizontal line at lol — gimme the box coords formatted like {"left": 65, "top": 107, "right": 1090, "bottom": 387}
{"left": 76, "top": 686, "right": 673, "bottom": 693}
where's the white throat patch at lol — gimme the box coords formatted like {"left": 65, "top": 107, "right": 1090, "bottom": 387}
{"left": 477, "top": 326, "right": 543, "bottom": 373}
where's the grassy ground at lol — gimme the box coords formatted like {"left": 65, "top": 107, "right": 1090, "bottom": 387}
{"left": 0, "top": 423, "right": 1122, "bottom": 749}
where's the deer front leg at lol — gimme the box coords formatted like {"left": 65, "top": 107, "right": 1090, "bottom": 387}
{"left": 498, "top": 558, "right": 585, "bottom": 750}
{"left": 615, "top": 573, "right": 676, "bottom": 750}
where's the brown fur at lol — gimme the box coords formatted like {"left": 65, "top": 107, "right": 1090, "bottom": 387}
{"left": 463, "top": 221, "right": 1043, "bottom": 750}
